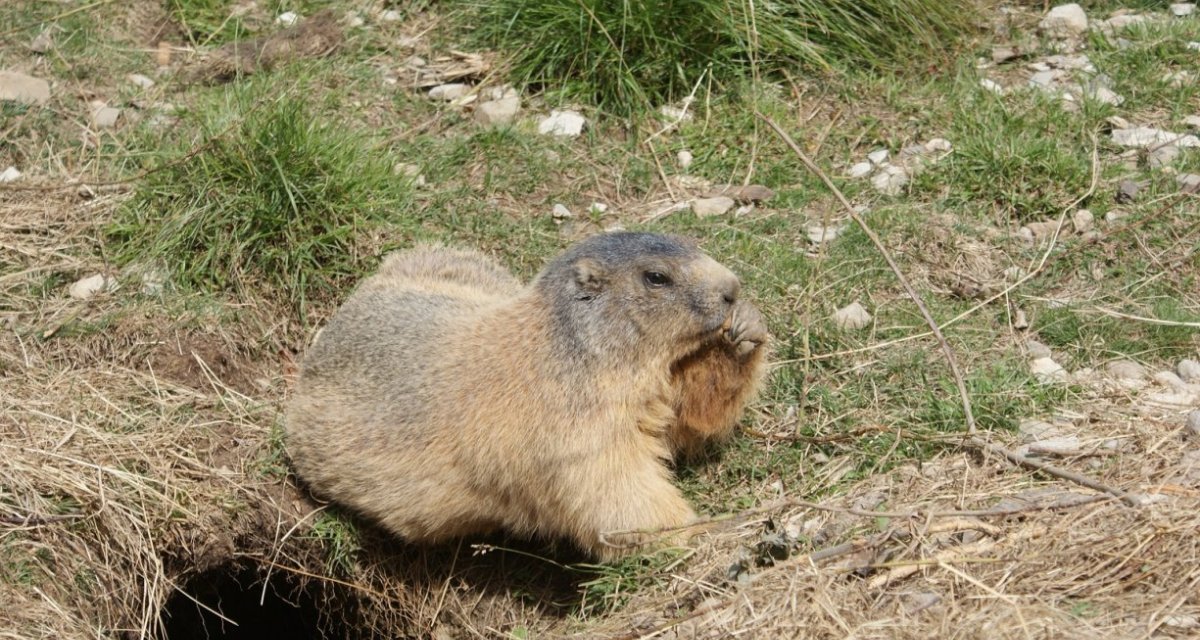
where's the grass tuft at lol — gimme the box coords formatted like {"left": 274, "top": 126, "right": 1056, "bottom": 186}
{"left": 107, "top": 96, "right": 411, "bottom": 313}
{"left": 456, "top": 0, "right": 977, "bottom": 115}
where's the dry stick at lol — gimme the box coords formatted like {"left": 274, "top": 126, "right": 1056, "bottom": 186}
{"left": 756, "top": 112, "right": 1139, "bottom": 507}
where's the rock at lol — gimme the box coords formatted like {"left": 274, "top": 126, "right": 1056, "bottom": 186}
{"left": 1164, "top": 70, "right": 1192, "bottom": 88}
{"left": 1178, "top": 359, "right": 1200, "bottom": 383}
{"left": 659, "top": 104, "right": 693, "bottom": 122}
{"left": 1172, "top": 4, "right": 1196, "bottom": 17}
{"left": 1184, "top": 115, "right": 1200, "bottom": 130}
{"left": 1015, "top": 226, "right": 1035, "bottom": 244}
{"left": 870, "top": 165, "right": 908, "bottom": 195}
{"left": 925, "top": 138, "right": 952, "bottom": 153}
{"left": 1177, "top": 173, "right": 1200, "bottom": 193}
{"left": 428, "top": 83, "right": 470, "bottom": 101}
{"left": 68, "top": 274, "right": 115, "bottom": 300}
{"left": 1116, "top": 179, "right": 1140, "bottom": 203}
{"left": 1186, "top": 42, "right": 1200, "bottom": 51}
{"left": 1111, "top": 127, "right": 1200, "bottom": 148}
{"left": 1021, "top": 436, "right": 1084, "bottom": 457}
{"left": 89, "top": 102, "right": 120, "bottom": 129}
{"left": 991, "top": 45, "right": 1023, "bottom": 64}
{"left": 1106, "top": 360, "right": 1147, "bottom": 381}
{"left": 343, "top": 11, "right": 365, "bottom": 27}
{"left": 551, "top": 203, "right": 572, "bottom": 221}
{"left": 1186, "top": 410, "right": 1200, "bottom": 440}
{"left": 1026, "top": 220, "right": 1064, "bottom": 238}
{"left": 867, "top": 149, "right": 890, "bottom": 165}
{"left": 691, "top": 196, "right": 734, "bottom": 218}
{"left": 900, "top": 144, "right": 927, "bottom": 160}
{"left": 378, "top": 9, "right": 402, "bottom": 22}
{"left": 1013, "top": 309, "right": 1029, "bottom": 330}
{"left": 848, "top": 162, "right": 873, "bottom": 178}
{"left": 589, "top": 202, "right": 608, "bottom": 215}
{"left": 1098, "top": 14, "right": 1149, "bottom": 35}
{"left": 30, "top": 30, "right": 53, "bottom": 54}
{"left": 275, "top": 11, "right": 299, "bottom": 26}
{"left": 980, "top": 78, "right": 1004, "bottom": 94}
{"left": 806, "top": 224, "right": 844, "bottom": 245}
{"left": 730, "top": 185, "right": 775, "bottom": 202}
{"left": 1155, "top": 371, "right": 1196, "bottom": 392}
{"left": 1046, "top": 54, "right": 1095, "bottom": 72}
{"left": 1104, "top": 210, "right": 1127, "bottom": 224}
{"left": 1071, "top": 209, "right": 1094, "bottom": 233}
{"left": 474, "top": 96, "right": 520, "bottom": 126}
{"left": 537, "top": 110, "right": 586, "bottom": 137}
{"left": 1084, "top": 86, "right": 1124, "bottom": 106}
{"left": 677, "top": 150, "right": 693, "bottom": 169}
{"left": 1019, "top": 419, "right": 1059, "bottom": 441}
{"left": 1149, "top": 144, "right": 1180, "bottom": 169}
{"left": 1029, "top": 70, "right": 1063, "bottom": 90}
{"left": 832, "top": 302, "right": 872, "bottom": 331}
{"left": 1039, "top": 4, "right": 1088, "bottom": 38}
{"left": 1164, "top": 613, "right": 1200, "bottom": 629}
{"left": 1004, "top": 266, "right": 1026, "bottom": 281}
{"left": 0, "top": 166, "right": 20, "bottom": 183}
{"left": 127, "top": 73, "right": 155, "bottom": 89}
{"left": 1026, "top": 340, "right": 1053, "bottom": 359}
{"left": 0, "top": 70, "right": 50, "bottom": 105}
{"left": 1031, "top": 357, "right": 1069, "bottom": 383}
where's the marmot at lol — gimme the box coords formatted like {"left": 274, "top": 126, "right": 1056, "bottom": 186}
{"left": 286, "top": 232, "right": 768, "bottom": 559}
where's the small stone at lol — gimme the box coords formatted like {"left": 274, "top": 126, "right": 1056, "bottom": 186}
{"left": 394, "top": 163, "right": 421, "bottom": 177}
{"left": 1165, "top": 71, "right": 1193, "bottom": 88}
{"left": 1047, "top": 54, "right": 1095, "bottom": 72}
{"left": 848, "top": 162, "right": 873, "bottom": 178}
{"left": 1013, "top": 309, "right": 1029, "bottom": 329}
{"left": 1015, "top": 226, "right": 1035, "bottom": 244}
{"left": 1039, "top": 4, "right": 1088, "bottom": 39}
{"left": 1150, "top": 144, "right": 1180, "bottom": 169}
{"left": 1022, "top": 436, "right": 1084, "bottom": 457}
{"left": 127, "top": 73, "right": 155, "bottom": 89}
{"left": 1116, "top": 179, "right": 1140, "bottom": 203}
{"left": 900, "top": 144, "right": 927, "bottom": 159}
{"left": 677, "top": 150, "right": 693, "bottom": 169}
{"left": 275, "top": 11, "right": 299, "bottom": 26}
{"left": 659, "top": 104, "right": 693, "bottom": 122}
{"left": 378, "top": 9, "right": 402, "bottom": 22}
{"left": 1189, "top": 42, "right": 1200, "bottom": 51}
{"left": 1112, "top": 127, "right": 1200, "bottom": 148}
{"left": 30, "top": 30, "right": 53, "bottom": 54}
{"left": 1183, "top": 115, "right": 1200, "bottom": 130}
{"left": 1172, "top": 4, "right": 1197, "bottom": 17}
{"left": 1004, "top": 266, "right": 1026, "bottom": 281}
{"left": 344, "top": 11, "right": 365, "bottom": 27}
{"left": 0, "top": 70, "right": 51, "bottom": 105}
{"left": 537, "top": 110, "right": 586, "bottom": 137}
{"left": 68, "top": 274, "right": 114, "bottom": 300}
{"left": 1153, "top": 371, "right": 1191, "bottom": 390}
{"left": 1019, "top": 419, "right": 1059, "bottom": 441}
{"left": 1104, "top": 210, "right": 1127, "bottom": 224}
{"left": 924, "top": 138, "right": 952, "bottom": 153}
{"left": 1186, "top": 410, "right": 1200, "bottom": 440}
{"left": 1085, "top": 86, "right": 1124, "bottom": 106}
{"left": 1026, "top": 340, "right": 1052, "bottom": 359}
{"left": 867, "top": 149, "right": 890, "bottom": 165}
{"left": 0, "top": 166, "right": 21, "bottom": 183}
{"left": 1100, "top": 14, "right": 1149, "bottom": 34}
{"left": 1072, "top": 209, "right": 1094, "bottom": 233}
{"left": 980, "top": 78, "right": 1004, "bottom": 94}
{"left": 551, "top": 203, "right": 572, "bottom": 221}
{"left": 870, "top": 165, "right": 908, "bottom": 196}
{"left": 806, "top": 224, "right": 844, "bottom": 245}
{"left": 428, "top": 83, "right": 470, "bottom": 102}
{"left": 730, "top": 185, "right": 775, "bottom": 202}
{"left": 403, "top": 55, "right": 426, "bottom": 68}
{"left": 1029, "top": 70, "right": 1063, "bottom": 90}
{"left": 1026, "top": 220, "right": 1064, "bottom": 238}
{"left": 1164, "top": 613, "right": 1200, "bottom": 629}
{"left": 589, "top": 202, "right": 608, "bottom": 214}
{"left": 991, "top": 45, "right": 1022, "bottom": 64}
{"left": 89, "top": 102, "right": 120, "bottom": 129}
{"left": 1106, "top": 360, "right": 1147, "bottom": 381}
{"left": 691, "top": 196, "right": 734, "bottom": 218}
{"left": 474, "top": 96, "right": 520, "bottom": 126}
{"left": 1031, "top": 357, "right": 1069, "bottom": 383}
{"left": 1029, "top": 61, "right": 1052, "bottom": 72}
{"left": 1177, "top": 173, "right": 1200, "bottom": 193}
{"left": 1178, "top": 359, "right": 1200, "bottom": 383}
{"left": 832, "top": 302, "right": 872, "bottom": 331}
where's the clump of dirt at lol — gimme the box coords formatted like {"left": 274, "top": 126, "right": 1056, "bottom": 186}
{"left": 189, "top": 9, "right": 343, "bottom": 84}
{"left": 146, "top": 330, "right": 263, "bottom": 397}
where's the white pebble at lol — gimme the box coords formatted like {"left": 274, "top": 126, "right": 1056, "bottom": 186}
{"left": 1178, "top": 359, "right": 1200, "bottom": 383}
{"left": 870, "top": 164, "right": 908, "bottom": 195}
{"left": 867, "top": 149, "right": 890, "bottom": 165}
{"left": 832, "top": 301, "right": 872, "bottom": 331}
{"left": 1172, "top": 4, "right": 1196, "bottom": 17}
{"left": 127, "top": 73, "right": 155, "bottom": 89}
{"left": 0, "top": 166, "right": 21, "bottom": 182}
{"left": 924, "top": 138, "right": 952, "bottom": 153}
{"left": 275, "top": 11, "right": 299, "bottom": 26}
{"left": 428, "top": 83, "right": 470, "bottom": 102}
{"left": 1039, "top": 4, "right": 1088, "bottom": 38}
{"left": 848, "top": 162, "right": 874, "bottom": 178}
{"left": 537, "top": 110, "right": 587, "bottom": 137}
{"left": 551, "top": 203, "right": 572, "bottom": 220}
{"left": 68, "top": 274, "right": 115, "bottom": 300}
{"left": 980, "top": 78, "right": 1004, "bottom": 94}
{"left": 1072, "top": 209, "right": 1094, "bottom": 233}
{"left": 690, "top": 196, "right": 734, "bottom": 218}
{"left": 378, "top": 10, "right": 402, "bottom": 22}
{"left": 677, "top": 150, "right": 693, "bottom": 169}
{"left": 1031, "top": 357, "right": 1070, "bottom": 383}
{"left": 1106, "top": 360, "right": 1147, "bottom": 381}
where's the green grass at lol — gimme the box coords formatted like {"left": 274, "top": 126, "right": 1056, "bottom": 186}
{"left": 305, "top": 511, "right": 361, "bottom": 576}
{"left": 455, "top": 0, "right": 977, "bottom": 115}
{"left": 107, "top": 91, "right": 414, "bottom": 314}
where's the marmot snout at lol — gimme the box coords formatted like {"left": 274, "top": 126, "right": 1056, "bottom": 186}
{"left": 286, "top": 232, "right": 769, "bottom": 559}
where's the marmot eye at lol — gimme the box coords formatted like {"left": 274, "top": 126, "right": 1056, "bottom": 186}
{"left": 643, "top": 271, "right": 672, "bottom": 287}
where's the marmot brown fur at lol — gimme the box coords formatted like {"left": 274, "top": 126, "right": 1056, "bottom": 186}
{"left": 285, "top": 232, "right": 768, "bottom": 559}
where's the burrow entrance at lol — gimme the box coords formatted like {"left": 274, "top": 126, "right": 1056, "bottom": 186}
{"left": 160, "top": 561, "right": 364, "bottom": 640}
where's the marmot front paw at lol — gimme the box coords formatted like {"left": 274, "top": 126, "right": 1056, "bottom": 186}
{"left": 725, "top": 300, "right": 768, "bottom": 358}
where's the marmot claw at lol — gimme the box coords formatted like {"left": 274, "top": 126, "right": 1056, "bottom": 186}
{"left": 725, "top": 299, "right": 767, "bottom": 357}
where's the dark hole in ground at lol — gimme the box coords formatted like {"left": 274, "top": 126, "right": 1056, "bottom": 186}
{"left": 160, "top": 560, "right": 363, "bottom": 640}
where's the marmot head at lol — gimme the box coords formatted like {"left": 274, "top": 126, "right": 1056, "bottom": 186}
{"left": 535, "top": 232, "right": 741, "bottom": 362}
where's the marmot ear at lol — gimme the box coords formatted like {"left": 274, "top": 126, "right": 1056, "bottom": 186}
{"left": 573, "top": 258, "right": 607, "bottom": 297}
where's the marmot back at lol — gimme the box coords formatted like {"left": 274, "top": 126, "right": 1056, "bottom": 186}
{"left": 286, "top": 232, "right": 769, "bottom": 559}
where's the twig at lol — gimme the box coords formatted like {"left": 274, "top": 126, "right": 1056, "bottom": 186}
{"left": 0, "top": 512, "right": 82, "bottom": 526}
{"left": 756, "top": 113, "right": 1139, "bottom": 507}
